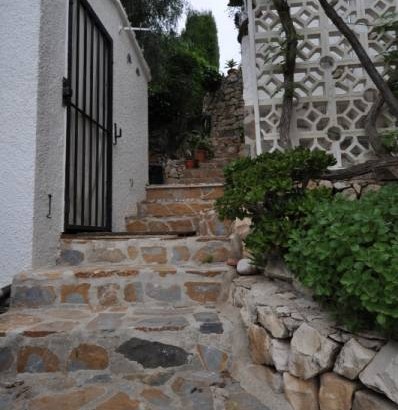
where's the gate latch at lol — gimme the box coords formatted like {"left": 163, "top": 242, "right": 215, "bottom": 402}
{"left": 113, "top": 123, "right": 123, "bottom": 145}
{"left": 62, "top": 77, "right": 73, "bottom": 106}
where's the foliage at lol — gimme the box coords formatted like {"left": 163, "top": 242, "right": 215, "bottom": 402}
{"left": 225, "top": 59, "right": 239, "bottom": 70}
{"left": 121, "top": 0, "right": 185, "bottom": 33}
{"left": 181, "top": 10, "right": 220, "bottom": 69}
{"left": 216, "top": 148, "right": 336, "bottom": 265}
{"left": 177, "top": 130, "right": 214, "bottom": 159}
{"left": 381, "top": 129, "right": 398, "bottom": 153}
{"left": 148, "top": 38, "right": 221, "bottom": 156}
{"left": 122, "top": 1, "right": 222, "bottom": 157}
{"left": 286, "top": 184, "right": 398, "bottom": 335}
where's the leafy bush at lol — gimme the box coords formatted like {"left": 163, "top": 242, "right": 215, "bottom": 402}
{"left": 286, "top": 184, "right": 398, "bottom": 334}
{"left": 216, "top": 148, "right": 335, "bottom": 265}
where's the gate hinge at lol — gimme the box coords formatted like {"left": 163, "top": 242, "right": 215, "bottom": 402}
{"left": 62, "top": 77, "right": 73, "bottom": 106}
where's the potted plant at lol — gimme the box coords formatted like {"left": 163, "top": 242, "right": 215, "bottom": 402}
{"left": 225, "top": 59, "right": 239, "bottom": 75}
{"left": 194, "top": 133, "right": 214, "bottom": 162}
{"left": 179, "top": 134, "right": 199, "bottom": 169}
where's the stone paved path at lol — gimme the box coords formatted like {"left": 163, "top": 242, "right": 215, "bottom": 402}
{"left": 0, "top": 280, "right": 276, "bottom": 409}
{"left": 0, "top": 131, "right": 292, "bottom": 409}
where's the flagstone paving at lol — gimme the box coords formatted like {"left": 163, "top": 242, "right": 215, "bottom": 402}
{"left": 0, "top": 131, "right": 292, "bottom": 409}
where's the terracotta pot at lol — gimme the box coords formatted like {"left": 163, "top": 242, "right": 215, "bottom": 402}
{"left": 185, "top": 159, "right": 197, "bottom": 169}
{"left": 194, "top": 149, "right": 207, "bottom": 162}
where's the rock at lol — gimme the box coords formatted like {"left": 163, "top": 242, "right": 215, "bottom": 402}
{"left": 353, "top": 389, "right": 398, "bottom": 410}
{"left": 271, "top": 339, "right": 290, "bottom": 372}
{"left": 12, "top": 286, "right": 56, "bottom": 308}
{"left": 248, "top": 324, "right": 273, "bottom": 365}
{"left": 283, "top": 372, "right": 319, "bottom": 410}
{"left": 124, "top": 283, "right": 144, "bottom": 303}
{"left": 359, "top": 341, "right": 398, "bottom": 405}
{"left": 340, "top": 188, "right": 358, "bottom": 200}
{"left": 60, "top": 284, "right": 90, "bottom": 304}
{"left": 68, "top": 344, "right": 109, "bottom": 371}
{"left": 17, "top": 347, "right": 59, "bottom": 373}
{"left": 230, "top": 233, "right": 243, "bottom": 259}
{"left": 88, "top": 248, "right": 126, "bottom": 263}
{"left": 237, "top": 259, "right": 257, "bottom": 275}
{"left": 199, "top": 322, "right": 224, "bottom": 334}
{"left": 334, "top": 339, "right": 376, "bottom": 380}
{"left": 96, "top": 393, "right": 140, "bottom": 410}
{"left": 264, "top": 253, "right": 293, "bottom": 281}
{"left": 0, "top": 347, "right": 14, "bottom": 372}
{"left": 289, "top": 323, "right": 340, "bottom": 380}
{"left": 319, "top": 373, "right": 358, "bottom": 410}
{"left": 257, "top": 306, "right": 289, "bottom": 338}
{"left": 97, "top": 284, "right": 120, "bottom": 307}
{"left": 197, "top": 345, "right": 229, "bottom": 372}
{"left": 234, "top": 218, "right": 251, "bottom": 241}
{"left": 58, "top": 249, "right": 84, "bottom": 266}
{"left": 134, "top": 317, "right": 189, "bottom": 332}
{"left": 116, "top": 338, "right": 190, "bottom": 368}
{"left": 194, "top": 312, "right": 220, "bottom": 323}
{"left": 141, "top": 388, "right": 172, "bottom": 407}
{"left": 246, "top": 364, "right": 284, "bottom": 394}
{"left": 145, "top": 283, "right": 181, "bottom": 303}
{"left": 29, "top": 386, "right": 105, "bottom": 410}
{"left": 185, "top": 282, "right": 221, "bottom": 304}
{"left": 141, "top": 246, "right": 167, "bottom": 264}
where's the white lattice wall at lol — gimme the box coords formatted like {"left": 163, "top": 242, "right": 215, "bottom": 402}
{"left": 245, "top": 0, "right": 397, "bottom": 167}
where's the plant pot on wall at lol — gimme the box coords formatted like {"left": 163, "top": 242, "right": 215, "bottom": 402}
{"left": 194, "top": 149, "right": 207, "bottom": 162}
{"left": 185, "top": 159, "right": 198, "bottom": 169}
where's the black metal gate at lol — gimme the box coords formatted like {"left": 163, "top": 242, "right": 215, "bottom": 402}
{"left": 64, "top": 0, "right": 113, "bottom": 232}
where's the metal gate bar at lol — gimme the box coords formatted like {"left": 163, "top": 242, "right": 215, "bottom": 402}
{"left": 64, "top": 0, "right": 113, "bottom": 232}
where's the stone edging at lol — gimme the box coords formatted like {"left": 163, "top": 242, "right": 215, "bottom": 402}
{"left": 232, "top": 275, "right": 398, "bottom": 410}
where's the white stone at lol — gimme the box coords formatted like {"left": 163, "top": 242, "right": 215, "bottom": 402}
{"left": 257, "top": 306, "right": 289, "bottom": 338}
{"left": 334, "top": 339, "right": 376, "bottom": 380}
{"left": 237, "top": 258, "right": 258, "bottom": 275}
{"left": 289, "top": 323, "right": 340, "bottom": 380}
{"left": 359, "top": 341, "right": 398, "bottom": 405}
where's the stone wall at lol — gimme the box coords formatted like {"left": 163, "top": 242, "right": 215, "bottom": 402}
{"left": 204, "top": 69, "right": 245, "bottom": 154}
{"left": 232, "top": 275, "right": 398, "bottom": 410}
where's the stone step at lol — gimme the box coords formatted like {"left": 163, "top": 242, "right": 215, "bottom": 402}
{"left": 167, "top": 176, "right": 225, "bottom": 184}
{"left": 0, "top": 366, "right": 272, "bottom": 409}
{"left": 146, "top": 183, "right": 224, "bottom": 202}
{"left": 126, "top": 212, "right": 233, "bottom": 237}
{"left": 11, "top": 264, "right": 234, "bottom": 311}
{"left": 138, "top": 200, "right": 215, "bottom": 218}
{"left": 58, "top": 235, "right": 234, "bottom": 267}
{"left": 126, "top": 215, "right": 199, "bottom": 235}
{"left": 0, "top": 304, "right": 273, "bottom": 410}
{"left": 0, "top": 305, "right": 234, "bottom": 377}
{"left": 182, "top": 168, "right": 224, "bottom": 180}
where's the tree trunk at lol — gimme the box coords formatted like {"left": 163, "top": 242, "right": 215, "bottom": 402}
{"left": 318, "top": 0, "right": 398, "bottom": 120}
{"left": 273, "top": 0, "right": 298, "bottom": 149}
{"left": 364, "top": 94, "right": 390, "bottom": 156}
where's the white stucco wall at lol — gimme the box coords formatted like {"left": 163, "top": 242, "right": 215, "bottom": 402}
{"left": 0, "top": 0, "right": 149, "bottom": 286}
{"left": 0, "top": 0, "right": 42, "bottom": 288}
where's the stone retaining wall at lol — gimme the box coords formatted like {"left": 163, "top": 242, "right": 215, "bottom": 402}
{"left": 232, "top": 275, "right": 398, "bottom": 410}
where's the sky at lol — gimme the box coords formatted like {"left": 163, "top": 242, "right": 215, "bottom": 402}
{"left": 179, "top": 0, "right": 241, "bottom": 73}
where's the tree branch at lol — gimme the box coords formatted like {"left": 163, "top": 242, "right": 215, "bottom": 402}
{"left": 322, "top": 157, "right": 398, "bottom": 180}
{"left": 273, "top": 0, "right": 298, "bottom": 149}
{"left": 318, "top": 0, "right": 398, "bottom": 120}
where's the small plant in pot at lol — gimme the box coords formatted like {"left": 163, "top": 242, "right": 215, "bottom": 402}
{"left": 179, "top": 134, "right": 199, "bottom": 169}
{"left": 225, "top": 59, "right": 239, "bottom": 75}
{"left": 192, "top": 131, "right": 215, "bottom": 162}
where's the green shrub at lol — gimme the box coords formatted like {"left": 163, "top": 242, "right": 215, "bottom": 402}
{"left": 216, "top": 148, "right": 335, "bottom": 266}
{"left": 286, "top": 184, "right": 398, "bottom": 335}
